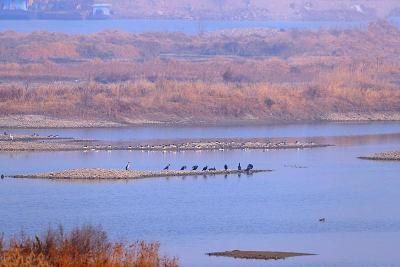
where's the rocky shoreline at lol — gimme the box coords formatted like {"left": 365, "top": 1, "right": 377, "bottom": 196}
{"left": 359, "top": 151, "right": 400, "bottom": 161}
{"left": 10, "top": 168, "right": 271, "bottom": 180}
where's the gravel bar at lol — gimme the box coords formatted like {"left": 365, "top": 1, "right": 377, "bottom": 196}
{"left": 10, "top": 168, "right": 272, "bottom": 180}
{"left": 207, "top": 250, "right": 316, "bottom": 260}
{"left": 359, "top": 151, "right": 400, "bottom": 161}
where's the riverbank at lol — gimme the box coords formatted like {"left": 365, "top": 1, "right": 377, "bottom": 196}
{"left": 0, "top": 115, "right": 125, "bottom": 128}
{"left": 9, "top": 168, "right": 271, "bottom": 180}
{"left": 1, "top": 114, "right": 400, "bottom": 129}
{"left": 359, "top": 151, "right": 400, "bottom": 161}
{"left": 207, "top": 250, "right": 315, "bottom": 260}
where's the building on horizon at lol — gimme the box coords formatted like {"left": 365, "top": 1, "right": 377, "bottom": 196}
{"left": 92, "top": 3, "right": 111, "bottom": 17}
{"left": 1, "top": 0, "right": 29, "bottom": 11}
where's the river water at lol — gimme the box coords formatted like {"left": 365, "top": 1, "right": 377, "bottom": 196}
{"left": 0, "top": 122, "right": 400, "bottom": 266}
{"left": 0, "top": 17, "right": 399, "bottom": 34}
{"left": 0, "top": 19, "right": 369, "bottom": 34}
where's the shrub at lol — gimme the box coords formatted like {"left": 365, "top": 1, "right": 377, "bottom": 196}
{"left": 264, "top": 97, "right": 275, "bottom": 109}
{"left": 0, "top": 225, "right": 178, "bottom": 267}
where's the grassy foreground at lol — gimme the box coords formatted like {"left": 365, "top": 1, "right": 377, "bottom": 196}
{"left": 0, "top": 225, "right": 178, "bottom": 267}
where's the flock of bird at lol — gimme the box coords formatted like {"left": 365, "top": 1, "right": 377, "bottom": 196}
{"left": 125, "top": 162, "right": 254, "bottom": 172}
{"left": 3, "top": 132, "right": 60, "bottom": 140}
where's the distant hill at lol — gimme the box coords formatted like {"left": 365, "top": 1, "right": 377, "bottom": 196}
{"left": 109, "top": 0, "right": 400, "bottom": 20}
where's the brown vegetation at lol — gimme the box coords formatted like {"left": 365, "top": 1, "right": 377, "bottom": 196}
{"left": 0, "top": 225, "right": 178, "bottom": 267}
{"left": 0, "top": 21, "right": 399, "bottom": 124}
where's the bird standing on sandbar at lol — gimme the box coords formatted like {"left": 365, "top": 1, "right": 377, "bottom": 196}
{"left": 125, "top": 162, "right": 132, "bottom": 171}
{"left": 164, "top": 164, "right": 171, "bottom": 170}
{"left": 245, "top": 164, "right": 254, "bottom": 171}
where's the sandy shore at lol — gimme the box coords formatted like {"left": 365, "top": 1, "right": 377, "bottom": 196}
{"left": 0, "top": 115, "right": 125, "bottom": 128}
{"left": 1, "top": 114, "right": 400, "bottom": 129}
{"left": 323, "top": 112, "right": 400, "bottom": 121}
{"left": 207, "top": 250, "right": 315, "bottom": 260}
{"left": 10, "top": 168, "right": 271, "bottom": 180}
{"left": 0, "top": 134, "right": 330, "bottom": 152}
{"left": 359, "top": 151, "right": 400, "bottom": 161}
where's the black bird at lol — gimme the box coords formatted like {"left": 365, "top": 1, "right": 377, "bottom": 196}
{"left": 224, "top": 164, "right": 228, "bottom": 171}
{"left": 245, "top": 164, "right": 254, "bottom": 171}
{"left": 319, "top": 218, "right": 326, "bottom": 223}
{"left": 192, "top": 165, "right": 199, "bottom": 170}
{"left": 180, "top": 166, "right": 187, "bottom": 171}
{"left": 1, "top": 174, "right": 4, "bottom": 179}
{"left": 164, "top": 164, "right": 171, "bottom": 170}
{"left": 202, "top": 166, "right": 208, "bottom": 171}
{"left": 238, "top": 163, "right": 242, "bottom": 171}
{"left": 209, "top": 167, "right": 216, "bottom": 171}
{"left": 125, "top": 162, "right": 132, "bottom": 171}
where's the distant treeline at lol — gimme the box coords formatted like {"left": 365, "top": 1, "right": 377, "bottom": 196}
{"left": 0, "top": 21, "right": 399, "bottom": 123}
{"left": 1, "top": 21, "right": 399, "bottom": 63}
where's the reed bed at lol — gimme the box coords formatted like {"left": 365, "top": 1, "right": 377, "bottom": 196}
{"left": 0, "top": 225, "right": 178, "bottom": 267}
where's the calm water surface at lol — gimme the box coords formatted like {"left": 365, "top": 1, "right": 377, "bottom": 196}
{"left": 1, "top": 17, "right": 399, "bottom": 34}
{"left": 4, "top": 121, "right": 400, "bottom": 141}
{"left": 0, "top": 123, "right": 400, "bottom": 266}
{"left": 0, "top": 19, "right": 368, "bottom": 34}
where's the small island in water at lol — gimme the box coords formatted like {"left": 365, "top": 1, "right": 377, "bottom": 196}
{"left": 207, "top": 250, "right": 316, "bottom": 260}
{"left": 10, "top": 168, "right": 271, "bottom": 180}
{"left": 359, "top": 151, "right": 400, "bottom": 161}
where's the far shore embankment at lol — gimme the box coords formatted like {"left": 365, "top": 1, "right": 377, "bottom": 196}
{"left": 1, "top": 113, "right": 400, "bottom": 129}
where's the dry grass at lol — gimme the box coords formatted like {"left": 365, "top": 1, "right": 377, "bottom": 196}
{"left": 0, "top": 225, "right": 178, "bottom": 267}
{"left": 0, "top": 21, "right": 399, "bottom": 123}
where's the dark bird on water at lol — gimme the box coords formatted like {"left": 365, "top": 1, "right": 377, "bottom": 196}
{"left": 180, "top": 166, "right": 187, "bottom": 170}
{"left": 192, "top": 165, "right": 199, "bottom": 170}
{"left": 238, "top": 163, "right": 242, "bottom": 171}
{"left": 245, "top": 164, "right": 254, "bottom": 171}
{"left": 125, "top": 162, "right": 132, "bottom": 171}
{"left": 202, "top": 166, "right": 208, "bottom": 171}
{"left": 319, "top": 218, "right": 326, "bottom": 223}
{"left": 224, "top": 164, "right": 228, "bottom": 171}
{"left": 1, "top": 174, "right": 4, "bottom": 179}
{"left": 163, "top": 164, "right": 171, "bottom": 170}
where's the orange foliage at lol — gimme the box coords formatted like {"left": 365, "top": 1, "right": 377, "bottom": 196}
{"left": 0, "top": 225, "right": 178, "bottom": 267}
